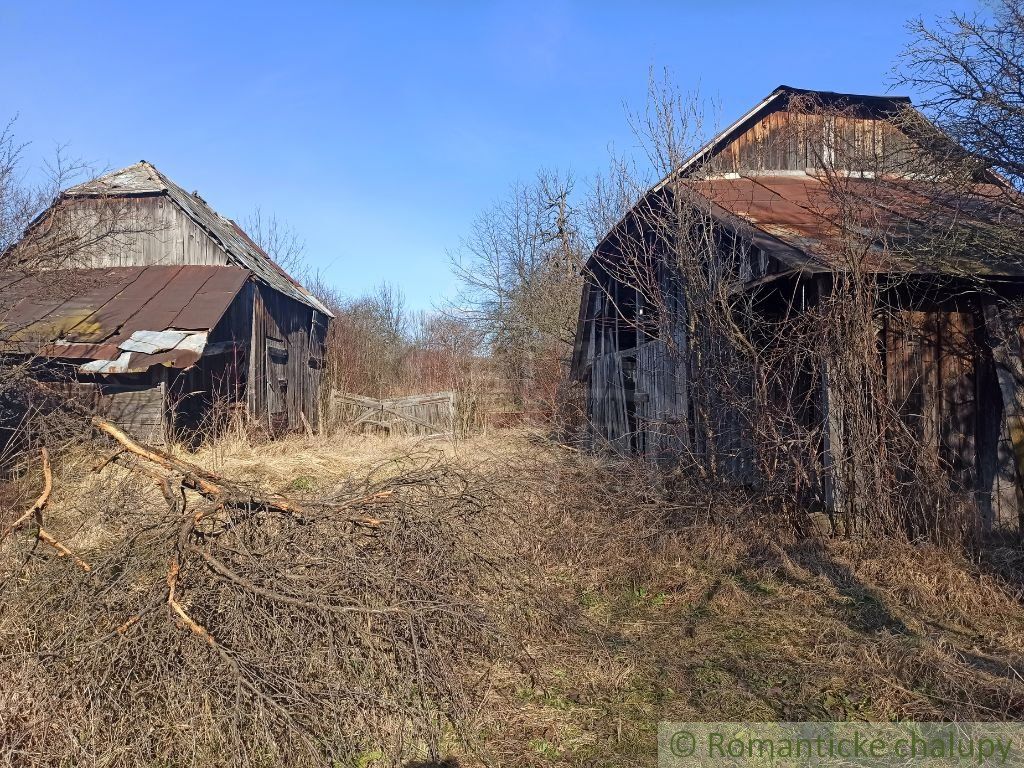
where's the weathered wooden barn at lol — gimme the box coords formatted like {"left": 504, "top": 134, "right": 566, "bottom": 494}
{"left": 0, "top": 161, "right": 332, "bottom": 443}
{"left": 571, "top": 86, "right": 1024, "bottom": 535}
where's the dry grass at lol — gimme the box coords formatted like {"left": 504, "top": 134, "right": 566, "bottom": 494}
{"left": 1, "top": 428, "right": 1023, "bottom": 767}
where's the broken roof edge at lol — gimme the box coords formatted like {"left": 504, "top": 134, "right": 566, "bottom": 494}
{"left": 0, "top": 265, "right": 252, "bottom": 364}
{"left": 225, "top": 218, "right": 335, "bottom": 319}
{"left": 152, "top": 167, "right": 334, "bottom": 317}
{"left": 62, "top": 161, "right": 167, "bottom": 196}
{"left": 583, "top": 180, "right": 825, "bottom": 279}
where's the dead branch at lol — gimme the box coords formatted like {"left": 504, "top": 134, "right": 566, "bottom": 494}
{"left": 93, "top": 416, "right": 306, "bottom": 519}
{"left": 2, "top": 418, "right": 535, "bottom": 766}
{"left": 91, "top": 448, "right": 124, "bottom": 473}
{"left": 166, "top": 558, "right": 215, "bottom": 646}
{"left": 2, "top": 447, "right": 51, "bottom": 541}
{"left": 37, "top": 527, "right": 91, "bottom": 572}
{"left": 1, "top": 447, "right": 90, "bottom": 572}
{"left": 299, "top": 410, "right": 314, "bottom": 437}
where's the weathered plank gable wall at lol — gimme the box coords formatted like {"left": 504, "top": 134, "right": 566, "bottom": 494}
{"left": 59, "top": 196, "right": 232, "bottom": 268}
{"left": 706, "top": 106, "right": 913, "bottom": 175}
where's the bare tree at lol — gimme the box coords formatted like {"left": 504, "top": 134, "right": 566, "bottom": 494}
{"left": 899, "top": 0, "right": 1024, "bottom": 191}
{"left": 0, "top": 122, "right": 150, "bottom": 460}
{"left": 450, "top": 170, "right": 587, "bottom": 417}
{"left": 243, "top": 207, "right": 308, "bottom": 278}
{"left": 314, "top": 282, "right": 408, "bottom": 400}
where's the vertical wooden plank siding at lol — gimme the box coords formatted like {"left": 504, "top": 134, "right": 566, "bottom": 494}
{"left": 706, "top": 107, "right": 911, "bottom": 175}
{"left": 248, "top": 283, "right": 326, "bottom": 432}
{"left": 982, "top": 304, "right": 1024, "bottom": 532}
{"left": 63, "top": 197, "right": 232, "bottom": 268}
{"left": 635, "top": 339, "right": 688, "bottom": 462}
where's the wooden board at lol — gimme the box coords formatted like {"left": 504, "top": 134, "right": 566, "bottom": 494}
{"left": 47, "top": 379, "right": 166, "bottom": 445}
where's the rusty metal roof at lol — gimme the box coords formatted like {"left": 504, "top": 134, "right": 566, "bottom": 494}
{"left": 688, "top": 174, "right": 1024, "bottom": 277}
{"left": 64, "top": 162, "right": 333, "bottom": 317}
{"left": 0, "top": 265, "right": 249, "bottom": 372}
{"left": 591, "top": 86, "right": 1023, "bottom": 279}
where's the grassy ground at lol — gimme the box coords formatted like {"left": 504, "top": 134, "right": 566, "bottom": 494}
{"left": 4, "top": 428, "right": 1024, "bottom": 766}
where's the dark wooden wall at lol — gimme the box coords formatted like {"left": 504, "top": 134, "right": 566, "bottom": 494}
{"left": 248, "top": 283, "right": 327, "bottom": 433}
{"left": 41, "top": 374, "right": 167, "bottom": 445}
{"left": 582, "top": 256, "right": 690, "bottom": 461}
{"left": 877, "top": 306, "right": 1021, "bottom": 532}
{"left": 579, "top": 264, "right": 1024, "bottom": 536}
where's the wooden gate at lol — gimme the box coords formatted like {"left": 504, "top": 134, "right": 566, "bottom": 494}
{"left": 333, "top": 391, "right": 456, "bottom": 436}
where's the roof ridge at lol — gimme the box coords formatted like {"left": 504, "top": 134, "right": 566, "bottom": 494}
{"left": 770, "top": 84, "right": 912, "bottom": 103}
{"left": 130, "top": 162, "right": 333, "bottom": 317}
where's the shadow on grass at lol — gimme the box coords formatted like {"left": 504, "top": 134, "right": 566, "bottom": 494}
{"left": 787, "top": 540, "right": 910, "bottom": 635}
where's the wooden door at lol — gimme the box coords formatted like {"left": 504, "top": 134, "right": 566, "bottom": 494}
{"left": 266, "top": 339, "right": 289, "bottom": 431}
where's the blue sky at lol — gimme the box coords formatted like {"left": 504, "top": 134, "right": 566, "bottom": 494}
{"left": 0, "top": 1, "right": 974, "bottom": 309}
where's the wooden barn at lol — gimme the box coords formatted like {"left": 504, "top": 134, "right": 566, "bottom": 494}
{"left": 0, "top": 161, "right": 332, "bottom": 444}
{"left": 571, "top": 86, "right": 1024, "bottom": 536}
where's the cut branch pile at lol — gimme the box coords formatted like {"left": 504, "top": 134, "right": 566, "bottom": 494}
{"left": 93, "top": 417, "right": 307, "bottom": 519}
{"left": 0, "top": 419, "right": 538, "bottom": 767}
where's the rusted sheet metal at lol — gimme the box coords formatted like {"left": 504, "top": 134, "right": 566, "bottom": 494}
{"left": 690, "top": 175, "right": 1024, "bottom": 277}
{"left": 109, "top": 267, "right": 221, "bottom": 338}
{"left": 0, "top": 265, "right": 249, "bottom": 372}
{"left": 47, "top": 341, "right": 123, "bottom": 360}
{"left": 0, "top": 270, "right": 133, "bottom": 339}
{"left": 171, "top": 266, "right": 255, "bottom": 329}
{"left": 78, "top": 344, "right": 207, "bottom": 374}
{"left": 79, "top": 266, "right": 188, "bottom": 342}
{"left": 692, "top": 176, "right": 843, "bottom": 264}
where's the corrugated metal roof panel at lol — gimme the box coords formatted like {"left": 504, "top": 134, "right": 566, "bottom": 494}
{"left": 0, "top": 265, "right": 249, "bottom": 372}
{"left": 689, "top": 174, "right": 1024, "bottom": 277}
{"left": 171, "top": 266, "right": 254, "bottom": 329}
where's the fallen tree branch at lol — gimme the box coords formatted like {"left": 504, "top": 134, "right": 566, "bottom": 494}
{"left": 189, "top": 545, "right": 405, "bottom": 615}
{"left": 2, "top": 447, "right": 52, "bottom": 541}
{"left": 91, "top": 448, "right": 125, "bottom": 473}
{"left": 167, "top": 558, "right": 215, "bottom": 646}
{"left": 2, "top": 423, "right": 520, "bottom": 765}
{"left": 37, "top": 528, "right": 91, "bottom": 572}
{"left": 93, "top": 417, "right": 306, "bottom": 520}
{"left": 320, "top": 490, "right": 395, "bottom": 527}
